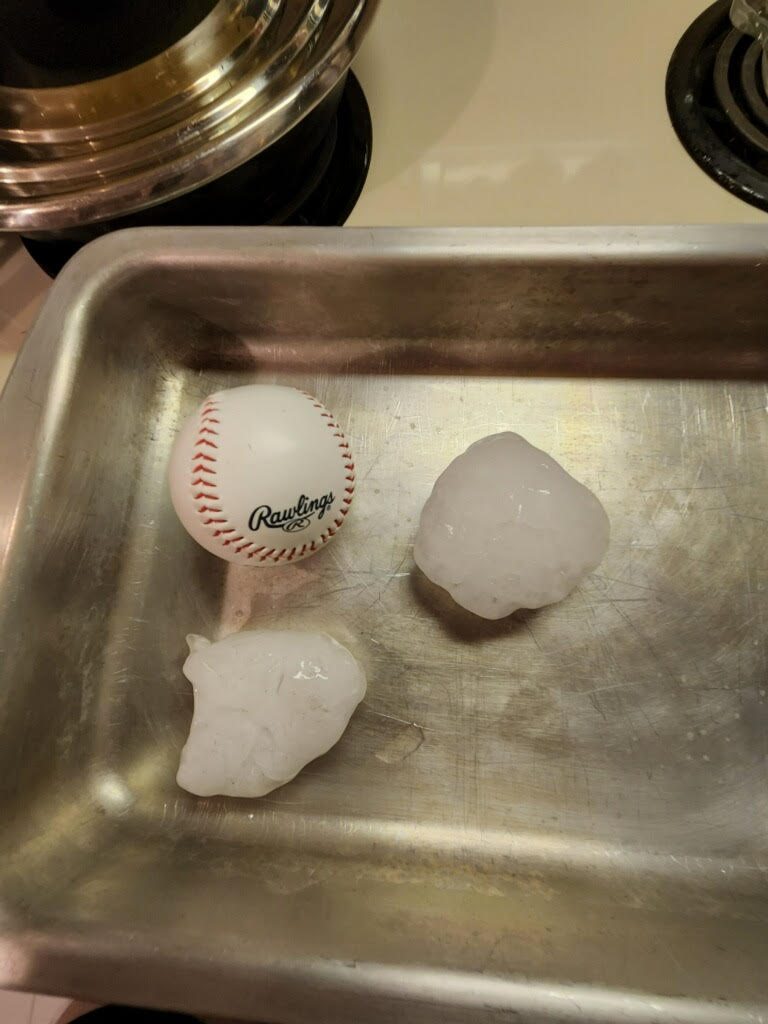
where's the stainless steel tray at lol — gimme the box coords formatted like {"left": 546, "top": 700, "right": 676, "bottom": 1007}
{"left": 1, "top": 226, "right": 768, "bottom": 1024}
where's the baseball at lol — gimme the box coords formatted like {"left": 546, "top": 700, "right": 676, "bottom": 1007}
{"left": 168, "top": 385, "right": 355, "bottom": 565}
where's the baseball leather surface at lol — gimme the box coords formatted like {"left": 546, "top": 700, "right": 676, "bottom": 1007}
{"left": 169, "top": 385, "right": 355, "bottom": 565}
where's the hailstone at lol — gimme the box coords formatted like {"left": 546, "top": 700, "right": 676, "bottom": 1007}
{"left": 414, "top": 432, "right": 609, "bottom": 620}
{"left": 177, "top": 631, "right": 366, "bottom": 798}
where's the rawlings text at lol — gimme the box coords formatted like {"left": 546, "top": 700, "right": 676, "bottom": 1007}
{"left": 249, "top": 492, "right": 335, "bottom": 534}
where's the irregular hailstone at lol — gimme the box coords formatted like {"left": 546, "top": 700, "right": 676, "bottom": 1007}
{"left": 414, "top": 432, "right": 610, "bottom": 620}
{"left": 177, "top": 631, "right": 366, "bottom": 798}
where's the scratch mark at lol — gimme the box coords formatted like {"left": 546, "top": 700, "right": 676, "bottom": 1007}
{"left": 639, "top": 485, "right": 726, "bottom": 493}
{"left": 374, "top": 724, "right": 425, "bottom": 764}
{"left": 363, "top": 702, "right": 428, "bottom": 731}
{"left": 592, "top": 573, "right": 658, "bottom": 593}
{"left": 613, "top": 604, "right": 677, "bottom": 685}
{"left": 588, "top": 692, "right": 607, "bottom": 722}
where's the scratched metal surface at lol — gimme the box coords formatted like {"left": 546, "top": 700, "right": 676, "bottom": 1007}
{"left": 1, "top": 228, "right": 768, "bottom": 1023}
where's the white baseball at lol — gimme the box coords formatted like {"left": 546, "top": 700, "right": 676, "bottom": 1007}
{"left": 168, "top": 385, "right": 355, "bottom": 565}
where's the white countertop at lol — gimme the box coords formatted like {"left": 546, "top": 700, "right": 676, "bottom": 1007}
{"left": 349, "top": 0, "right": 767, "bottom": 228}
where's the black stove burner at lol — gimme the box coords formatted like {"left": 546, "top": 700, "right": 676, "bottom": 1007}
{"left": 667, "top": 0, "right": 768, "bottom": 213}
{"left": 22, "top": 70, "right": 372, "bottom": 277}
{"left": 69, "top": 1007, "right": 203, "bottom": 1023}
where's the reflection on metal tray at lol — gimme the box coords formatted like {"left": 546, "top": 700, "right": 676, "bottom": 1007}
{"left": 1, "top": 227, "right": 768, "bottom": 1024}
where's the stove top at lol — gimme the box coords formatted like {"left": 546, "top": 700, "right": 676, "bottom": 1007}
{"left": 667, "top": 0, "right": 768, "bottom": 212}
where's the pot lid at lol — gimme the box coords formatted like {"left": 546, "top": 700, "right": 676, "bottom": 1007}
{"left": 0, "top": 0, "right": 377, "bottom": 231}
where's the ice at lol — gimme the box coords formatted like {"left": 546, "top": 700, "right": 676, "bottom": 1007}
{"left": 177, "top": 631, "right": 366, "bottom": 798}
{"left": 414, "top": 432, "right": 610, "bottom": 620}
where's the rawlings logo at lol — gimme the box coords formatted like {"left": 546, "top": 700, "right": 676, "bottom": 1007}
{"left": 249, "top": 492, "right": 335, "bottom": 534}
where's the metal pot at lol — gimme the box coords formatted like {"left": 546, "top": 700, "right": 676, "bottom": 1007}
{"left": 0, "top": 0, "right": 377, "bottom": 234}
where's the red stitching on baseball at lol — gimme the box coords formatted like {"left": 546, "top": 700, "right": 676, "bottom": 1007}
{"left": 300, "top": 392, "right": 355, "bottom": 555}
{"left": 194, "top": 399, "right": 231, "bottom": 555}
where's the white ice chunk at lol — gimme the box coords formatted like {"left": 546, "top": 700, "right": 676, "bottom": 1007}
{"left": 414, "top": 432, "right": 610, "bottom": 620}
{"left": 177, "top": 630, "right": 366, "bottom": 798}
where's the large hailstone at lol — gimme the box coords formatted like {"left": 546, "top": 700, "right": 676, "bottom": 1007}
{"left": 414, "top": 432, "right": 610, "bottom": 620}
{"left": 177, "top": 631, "right": 366, "bottom": 798}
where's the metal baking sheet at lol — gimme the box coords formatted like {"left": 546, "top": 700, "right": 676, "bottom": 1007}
{"left": 1, "top": 226, "right": 768, "bottom": 1023}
